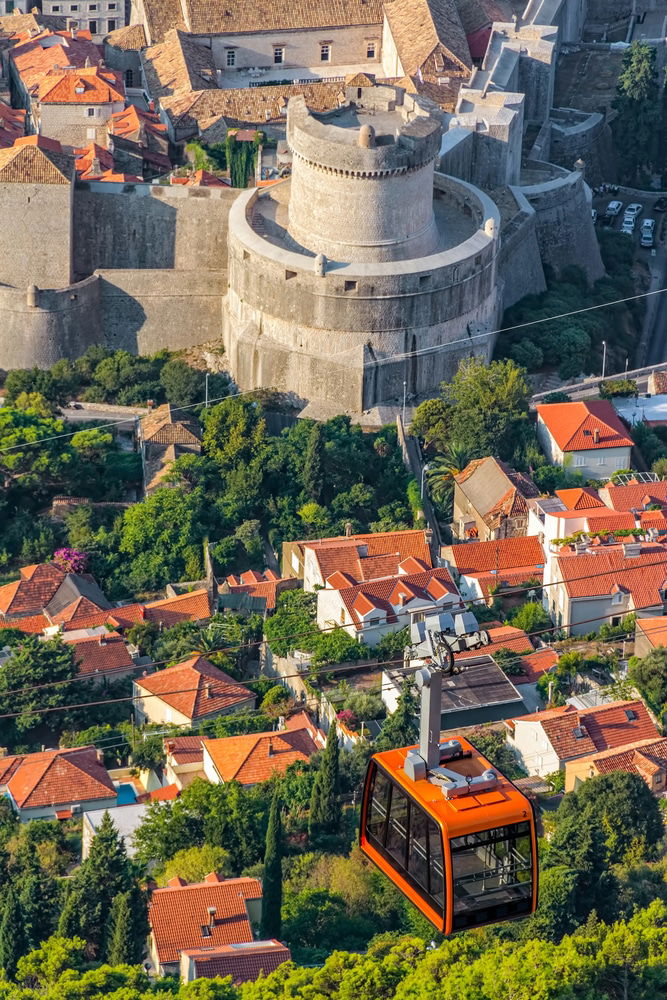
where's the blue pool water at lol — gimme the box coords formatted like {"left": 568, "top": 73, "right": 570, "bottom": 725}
{"left": 116, "top": 783, "right": 137, "bottom": 805}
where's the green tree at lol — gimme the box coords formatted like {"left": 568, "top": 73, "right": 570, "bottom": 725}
{"left": 106, "top": 885, "right": 147, "bottom": 965}
{"left": 302, "top": 422, "right": 325, "bottom": 503}
{"left": 445, "top": 357, "right": 530, "bottom": 461}
{"left": 260, "top": 786, "right": 283, "bottom": 940}
{"left": 409, "top": 398, "right": 452, "bottom": 454}
{"left": 0, "top": 888, "right": 28, "bottom": 981}
{"left": 309, "top": 723, "right": 341, "bottom": 838}
{"left": 629, "top": 646, "right": 667, "bottom": 710}
{"left": 0, "top": 635, "right": 80, "bottom": 743}
{"left": 159, "top": 359, "right": 204, "bottom": 407}
{"left": 613, "top": 42, "right": 661, "bottom": 184}
{"left": 158, "top": 845, "right": 231, "bottom": 886}
{"left": 375, "top": 678, "right": 419, "bottom": 751}
{"left": 511, "top": 600, "right": 551, "bottom": 634}
{"left": 425, "top": 443, "right": 470, "bottom": 505}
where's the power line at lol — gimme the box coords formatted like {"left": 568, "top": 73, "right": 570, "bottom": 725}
{"left": 1, "top": 281, "right": 665, "bottom": 456}
{"left": 2, "top": 540, "right": 667, "bottom": 702}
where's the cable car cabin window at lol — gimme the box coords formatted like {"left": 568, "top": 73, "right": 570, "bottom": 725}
{"left": 365, "top": 764, "right": 445, "bottom": 917}
{"left": 449, "top": 821, "right": 533, "bottom": 930}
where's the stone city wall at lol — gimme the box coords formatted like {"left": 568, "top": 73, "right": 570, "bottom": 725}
{"left": 0, "top": 179, "right": 73, "bottom": 288}
{"left": 497, "top": 190, "right": 547, "bottom": 309}
{"left": 73, "top": 181, "right": 237, "bottom": 277}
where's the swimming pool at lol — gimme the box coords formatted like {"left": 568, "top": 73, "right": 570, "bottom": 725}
{"left": 116, "top": 783, "right": 137, "bottom": 805}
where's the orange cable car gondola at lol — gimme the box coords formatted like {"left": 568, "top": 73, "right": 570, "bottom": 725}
{"left": 359, "top": 612, "right": 538, "bottom": 934}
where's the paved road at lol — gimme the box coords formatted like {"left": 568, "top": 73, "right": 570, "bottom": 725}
{"left": 59, "top": 403, "right": 145, "bottom": 431}
{"left": 645, "top": 248, "right": 667, "bottom": 366}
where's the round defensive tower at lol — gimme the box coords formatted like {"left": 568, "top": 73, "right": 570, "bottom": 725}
{"left": 286, "top": 94, "right": 442, "bottom": 262}
{"left": 224, "top": 85, "right": 503, "bottom": 417}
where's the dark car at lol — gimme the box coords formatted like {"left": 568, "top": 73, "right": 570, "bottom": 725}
{"left": 653, "top": 197, "right": 667, "bottom": 212}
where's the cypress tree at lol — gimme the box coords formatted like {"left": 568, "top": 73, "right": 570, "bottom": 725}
{"left": 309, "top": 722, "right": 341, "bottom": 837}
{"left": 0, "top": 888, "right": 28, "bottom": 982}
{"left": 260, "top": 786, "right": 283, "bottom": 940}
{"left": 303, "top": 423, "right": 325, "bottom": 503}
{"left": 106, "top": 884, "right": 147, "bottom": 966}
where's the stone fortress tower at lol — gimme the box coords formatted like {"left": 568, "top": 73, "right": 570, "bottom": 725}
{"left": 224, "top": 85, "right": 502, "bottom": 416}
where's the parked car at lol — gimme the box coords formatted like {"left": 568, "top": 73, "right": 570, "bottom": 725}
{"left": 66, "top": 401, "right": 83, "bottom": 409}
{"left": 621, "top": 217, "right": 635, "bottom": 234}
{"left": 642, "top": 218, "right": 656, "bottom": 232}
{"left": 625, "top": 202, "right": 643, "bottom": 219}
{"left": 654, "top": 197, "right": 667, "bottom": 212}
{"left": 605, "top": 200, "right": 623, "bottom": 217}
{"left": 641, "top": 231, "right": 654, "bottom": 247}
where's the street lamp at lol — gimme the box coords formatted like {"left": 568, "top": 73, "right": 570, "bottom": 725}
{"left": 205, "top": 372, "right": 210, "bottom": 408}
{"left": 601, "top": 340, "right": 607, "bottom": 378}
{"left": 421, "top": 463, "right": 430, "bottom": 498}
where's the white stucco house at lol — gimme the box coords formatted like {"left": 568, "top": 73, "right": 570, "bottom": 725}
{"left": 535, "top": 401, "right": 633, "bottom": 481}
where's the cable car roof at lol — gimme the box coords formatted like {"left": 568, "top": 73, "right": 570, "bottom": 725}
{"left": 371, "top": 737, "right": 532, "bottom": 837}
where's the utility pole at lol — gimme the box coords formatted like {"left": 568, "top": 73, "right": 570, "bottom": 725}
{"left": 602, "top": 340, "right": 607, "bottom": 378}
{"left": 205, "top": 372, "right": 210, "bottom": 408}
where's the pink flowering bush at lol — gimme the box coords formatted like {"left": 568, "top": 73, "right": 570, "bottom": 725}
{"left": 336, "top": 709, "right": 357, "bottom": 730}
{"left": 52, "top": 548, "right": 89, "bottom": 574}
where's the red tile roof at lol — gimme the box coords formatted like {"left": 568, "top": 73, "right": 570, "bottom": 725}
{"left": 224, "top": 571, "right": 289, "bottom": 610}
{"left": 149, "top": 875, "right": 262, "bottom": 966}
{"left": 555, "top": 487, "right": 605, "bottom": 510}
{"left": 203, "top": 712, "right": 323, "bottom": 785}
{"left": 64, "top": 633, "right": 135, "bottom": 677}
{"left": 0, "top": 746, "right": 116, "bottom": 809}
{"left": 135, "top": 656, "right": 254, "bottom": 723}
{"left": 447, "top": 535, "right": 544, "bottom": 575}
{"left": 586, "top": 736, "right": 667, "bottom": 778}
{"left": 182, "top": 941, "right": 291, "bottom": 983}
{"left": 601, "top": 480, "right": 667, "bottom": 511}
{"left": 164, "top": 735, "right": 205, "bottom": 766}
{"left": 0, "top": 613, "right": 48, "bottom": 634}
{"left": 536, "top": 401, "right": 633, "bottom": 451}
{"left": 635, "top": 616, "right": 667, "bottom": 649}
{"left": 337, "top": 567, "right": 459, "bottom": 630}
{"left": 10, "top": 29, "right": 101, "bottom": 96}
{"left": 0, "top": 101, "right": 26, "bottom": 149}
{"left": 0, "top": 563, "right": 65, "bottom": 617}
{"left": 509, "top": 699, "right": 658, "bottom": 761}
{"left": 304, "top": 530, "right": 432, "bottom": 585}
{"left": 455, "top": 625, "right": 556, "bottom": 682}
{"left": 110, "top": 104, "right": 167, "bottom": 139}
{"left": 555, "top": 544, "right": 667, "bottom": 607}
{"left": 38, "top": 64, "right": 124, "bottom": 103}
{"left": 581, "top": 511, "right": 636, "bottom": 533}
{"left": 149, "top": 782, "right": 180, "bottom": 801}
{"left": 465, "top": 565, "right": 545, "bottom": 602}
{"left": 51, "top": 594, "right": 111, "bottom": 625}
{"left": 61, "top": 589, "right": 212, "bottom": 633}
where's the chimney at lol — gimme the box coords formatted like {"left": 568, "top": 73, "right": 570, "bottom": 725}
{"left": 84, "top": 55, "right": 91, "bottom": 67}
{"left": 593, "top": 428, "right": 600, "bottom": 444}
{"left": 98, "top": 635, "right": 107, "bottom": 646}
{"left": 207, "top": 906, "right": 217, "bottom": 929}
{"left": 205, "top": 682, "right": 213, "bottom": 699}
{"left": 345, "top": 521, "right": 353, "bottom": 537}
{"left": 91, "top": 156, "right": 101, "bottom": 176}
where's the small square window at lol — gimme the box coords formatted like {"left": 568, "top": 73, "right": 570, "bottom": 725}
{"left": 226, "top": 48, "right": 235, "bottom": 67}
{"left": 86, "top": 107, "right": 95, "bottom": 116}
{"left": 108, "top": 2, "right": 116, "bottom": 7}
{"left": 70, "top": 4, "right": 78, "bottom": 10}
{"left": 320, "top": 43, "right": 330, "bottom": 61}
{"left": 89, "top": 19, "right": 97, "bottom": 32}
{"left": 366, "top": 41, "right": 376, "bottom": 58}
{"left": 273, "top": 46, "right": 284, "bottom": 64}
{"left": 107, "top": 17, "right": 115, "bottom": 29}
{"left": 89, "top": 3, "right": 96, "bottom": 8}
{"left": 344, "top": 279, "right": 357, "bottom": 292}
{"left": 52, "top": 3, "right": 60, "bottom": 8}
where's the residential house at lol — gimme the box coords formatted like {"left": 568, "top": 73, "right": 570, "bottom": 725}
{"left": 41, "top": 0, "right": 126, "bottom": 40}
{"left": 139, "top": 403, "right": 202, "bottom": 493}
{"left": 8, "top": 28, "right": 102, "bottom": 123}
{"left": 282, "top": 528, "right": 432, "bottom": 591}
{"left": 535, "top": 401, "right": 633, "bottom": 480}
{"left": 133, "top": 655, "right": 255, "bottom": 727}
{"left": 179, "top": 941, "right": 291, "bottom": 985}
{"left": 634, "top": 616, "right": 667, "bottom": 658}
{"left": 597, "top": 478, "right": 667, "bottom": 512}
{"left": 452, "top": 457, "right": 539, "bottom": 542}
{"left": 202, "top": 711, "right": 325, "bottom": 786}
{"left": 0, "top": 561, "right": 110, "bottom": 625}
{"left": 103, "top": 23, "right": 147, "bottom": 90}
{"left": 60, "top": 627, "right": 138, "bottom": 682}
{"left": 505, "top": 699, "right": 658, "bottom": 776}
{"left": 382, "top": 653, "right": 527, "bottom": 730}
{"left": 140, "top": 27, "right": 218, "bottom": 101}
{"left": 316, "top": 565, "right": 461, "bottom": 646}
{"left": 441, "top": 535, "right": 545, "bottom": 604}
{"left": 148, "top": 872, "right": 263, "bottom": 977}
{"left": 107, "top": 104, "right": 172, "bottom": 178}
{"left": 35, "top": 64, "right": 125, "bottom": 148}
{"left": 564, "top": 736, "right": 667, "bottom": 793}
{"left": 543, "top": 539, "right": 667, "bottom": 634}
{"left": 0, "top": 745, "right": 117, "bottom": 821}
{"left": 222, "top": 569, "right": 299, "bottom": 611}
{"left": 73, "top": 138, "right": 142, "bottom": 180}
{"left": 82, "top": 801, "right": 149, "bottom": 857}
{"left": 163, "top": 735, "right": 206, "bottom": 789}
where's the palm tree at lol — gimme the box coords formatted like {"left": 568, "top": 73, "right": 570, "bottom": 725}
{"left": 426, "top": 443, "right": 470, "bottom": 504}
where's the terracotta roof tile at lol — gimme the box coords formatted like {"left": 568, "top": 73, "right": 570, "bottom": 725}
{"left": 338, "top": 567, "right": 459, "bottom": 629}
{"left": 0, "top": 613, "right": 48, "bottom": 634}
{"left": 0, "top": 563, "right": 65, "bottom": 616}
{"left": 555, "top": 487, "right": 605, "bottom": 510}
{"left": 142, "top": 28, "right": 218, "bottom": 99}
{"left": 135, "top": 656, "right": 255, "bottom": 722}
{"left": 305, "top": 530, "right": 431, "bottom": 585}
{"left": 144, "top": 589, "right": 211, "bottom": 626}
{"left": 585, "top": 736, "right": 667, "bottom": 777}
{"left": 182, "top": 941, "right": 291, "bottom": 983}
{"left": 511, "top": 699, "right": 658, "bottom": 762}
{"left": 149, "top": 876, "right": 262, "bottom": 965}
{"left": 10, "top": 28, "right": 102, "bottom": 95}
{"left": 224, "top": 571, "right": 289, "bottom": 610}
{"left": 38, "top": 64, "right": 124, "bottom": 103}
{"left": 105, "top": 23, "right": 147, "bottom": 49}
{"left": 65, "top": 633, "right": 135, "bottom": 677}
{"left": 555, "top": 544, "right": 667, "bottom": 606}
{"left": 465, "top": 565, "right": 545, "bottom": 602}
{"left": 139, "top": 0, "right": 186, "bottom": 43}
{"left": 149, "top": 782, "right": 181, "bottom": 800}
{"left": 203, "top": 713, "right": 323, "bottom": 784}
{"left": 0, "top": 101, "right": 26, "bottom": 149}
{"left": 177, "top": 0, "right": 383, "bottom": 34}
{"left": 160, "top": 82, "right": 344, "bottom": 131}
{"left": 635, "top": 616, "right": 667, "bottom": 649}
{"left": 600, "top": 480, "right": 667, "bottom": 512}
{"left": 165, "top": 734, "right": 205, "bottom": 765}
{"left": 2, "top": 746, "right": 115, "bottom": 809}
{"left": 141, "top": 404, "right": 202, "bottom": 444}
{"left": 447, "top": 535, "right": 544, "bottom": 575}
{"left": 0, "top": 138, "right": 72, "bottom": 183}
{"left": 383, "top": 0, "right": 471, "bottom": 75}
{"left": 536, "top": 401, "right": 633, "bottom": 452}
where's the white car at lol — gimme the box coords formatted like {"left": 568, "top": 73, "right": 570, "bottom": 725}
{"left": 606, "top": 200, "right": 623, "bottom": 216}
{"left": 625, "top": 202, "right": 643, "bottom": 219}
{"left": 621, "top": 220, "right": 635, "bottom": 235}
{"left": 642, "top": 218, "right": 656, "bottom": 233}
